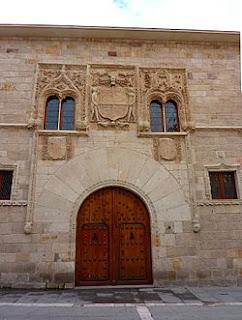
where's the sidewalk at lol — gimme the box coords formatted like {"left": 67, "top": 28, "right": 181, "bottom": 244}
{"left": 0, "top": 287, "right": 242, "bottom": 306}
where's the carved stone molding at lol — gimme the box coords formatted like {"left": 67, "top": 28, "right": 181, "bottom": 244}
{"left": 197, "top": 200, "right": 242, "bottom": 206}
{"left": 41, "top": 136, "right": 72, "bottom": 160}
{"left": 139, "top": 68, "right": 191, "bottom": 131}
{"left": 33, "top": 64, "right": 87, "bottom": 129}
{"left": 90, "top": 66, "right": 136, "bottom": 128}
{"left": 0, "top": 200, "right": 27, "bottom": 206}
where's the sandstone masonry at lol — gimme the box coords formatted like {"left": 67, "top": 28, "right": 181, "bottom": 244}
{"left": 0, "top": 25, "right": 242, "bottom": 288}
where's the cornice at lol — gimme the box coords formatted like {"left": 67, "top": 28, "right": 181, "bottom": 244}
{"left": 0, "top": 24, "right": 239, "bottom": 43}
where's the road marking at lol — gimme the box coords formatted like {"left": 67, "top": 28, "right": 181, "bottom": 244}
{"left": 82, "top": 302, "right": 204, "bottom": 307}
{"left": 145, "top": 302, "right": 203, "bottom": 306}
{"left": 207, "top": 302, "right": 242, "bottom": 306}
{"left": 1, "top": 301, "right": 242, "bottom": 308}
{"left": 136, "top": 305, "right": 153, "bottom": 320}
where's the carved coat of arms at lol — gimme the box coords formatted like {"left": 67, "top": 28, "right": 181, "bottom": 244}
{"left": 90, "top": 69, "right": 136, "bottom": 128}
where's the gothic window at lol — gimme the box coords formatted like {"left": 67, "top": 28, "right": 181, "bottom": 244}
{"left": 150, "top": 100, "right": 163, "bottom": 132}
{"left": 165, "top": 100, "right": 179, "bottom": 132}
{"left": 209, "top": 171, "right": 237, "bottom": 199}
{"left": 0, "top": 170, "right": 13, "bottom": 200}
{"left": 150, "top": 99, "right": 179, "bottom": 132}
{"left": 45, "top": 96, "right": 75, "bottom": 130}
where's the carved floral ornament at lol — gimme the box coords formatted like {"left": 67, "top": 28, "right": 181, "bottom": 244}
{"left": 28, "top": 64, "right": 87, "bottom": 131}
{"left": 138, "top": 68, "right": 193, "bottom": 132}
{"left": 89, "top": 67, "right": 137, "bottom": 128}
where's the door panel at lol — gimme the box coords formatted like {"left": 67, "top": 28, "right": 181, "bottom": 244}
{"left": 119, "top": 223, "right": 147, "bottom": 280}
{"left": 77, "top": 224, "right": 109, "bottom": 282}
{"left": 75, "top": 187, "right": 152, "bottom": 286}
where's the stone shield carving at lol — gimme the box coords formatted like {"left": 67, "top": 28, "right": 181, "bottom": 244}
{"left": 41, "top": 135, "right": 72, "bottom": 160}
{"left": 47, "top": 137, "right": 67, "bottom": 160}
{"left": 90, "top": 66, "right": 136, "bottom": 128}
{"left": 158, "top": 138, "right": 177, "bottom": 161}
{"left": 98, "top": 87, "right": 129, "bottom": 121}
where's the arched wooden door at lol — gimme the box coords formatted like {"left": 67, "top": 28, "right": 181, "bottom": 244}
{"left": 75, "top": 187, "right": 152, "bottom": 286}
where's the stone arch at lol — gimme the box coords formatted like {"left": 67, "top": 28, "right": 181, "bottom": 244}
{"left": 34, "top": 147, "right": 192, "bottom": 282}
{"left": 70, "top": 179, "right": 157, "bottom": 232}
{"left": 146, "top": 89, "right": 166, "bottom": 105}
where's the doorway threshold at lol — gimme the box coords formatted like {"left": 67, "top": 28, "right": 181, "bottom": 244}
{"left": 75, "top": 284, "right": 155, "bottom": 290}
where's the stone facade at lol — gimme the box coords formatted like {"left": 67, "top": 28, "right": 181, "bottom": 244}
{"left": 0, "top": 25, "right": 242, "bottom": 288}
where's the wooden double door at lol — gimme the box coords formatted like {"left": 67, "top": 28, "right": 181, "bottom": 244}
{"left": 75, "top": 187, "right": 152, "bottom": 286}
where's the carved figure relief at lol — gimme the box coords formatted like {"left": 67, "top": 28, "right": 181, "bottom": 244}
{"left": 33, "top": 64, "right": 87, "bottom": 130}
{"left": 90, "top": 66, "right": 136, "bottom": 128}
{"left": 139, "top": 68, "right": 191, "bottom": 131}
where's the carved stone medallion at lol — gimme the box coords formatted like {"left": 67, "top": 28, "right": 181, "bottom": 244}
{"left": 158, "top": 138, "right": 177, "bottom": 161}
{"left": 42, "top": 136, "right": 72, "bottom": 160}
{"left": 47, "top": 137, "right": 67, "bottom": 160}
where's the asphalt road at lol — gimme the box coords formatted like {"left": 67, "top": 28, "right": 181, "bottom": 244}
{"left": 1, "top": 304, "right": 242, "bottom": 320}
{"left": 1, "top": 287, "right": 242, "bottom": 320}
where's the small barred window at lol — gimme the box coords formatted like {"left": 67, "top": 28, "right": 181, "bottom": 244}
{"left": 0, "top": 170, "right": 13, "bottom": 200}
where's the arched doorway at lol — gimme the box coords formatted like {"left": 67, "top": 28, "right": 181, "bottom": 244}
{"left": 75, "top": 187, "right": 152, "bottom": 286}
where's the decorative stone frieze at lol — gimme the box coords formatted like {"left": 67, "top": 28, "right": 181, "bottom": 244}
{"left": 90, "top": 65, "right": 136, "bottom": 128}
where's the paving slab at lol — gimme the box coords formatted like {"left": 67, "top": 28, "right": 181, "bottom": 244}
{"left": 1, "top": 287, "right": 242, "bottom": 306}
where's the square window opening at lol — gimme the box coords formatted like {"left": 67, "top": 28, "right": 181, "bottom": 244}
{"left": 209, "top": 171, "right": 238, "bottom": 200}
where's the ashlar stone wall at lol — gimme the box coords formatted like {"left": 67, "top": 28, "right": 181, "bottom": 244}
{"left": 0, "top": 31, "right": 242, "bottom": 288}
